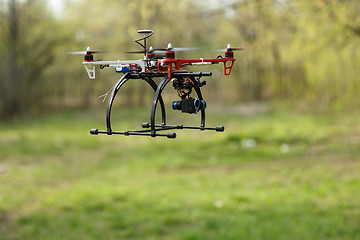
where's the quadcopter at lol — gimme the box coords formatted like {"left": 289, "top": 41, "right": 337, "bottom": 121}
{"left": 69, "top": 30, "right": 240, "bottom": 138}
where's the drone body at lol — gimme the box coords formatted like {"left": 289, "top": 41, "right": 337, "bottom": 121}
{"left": 70, "top": 30, "right": 239, "bottom": 138}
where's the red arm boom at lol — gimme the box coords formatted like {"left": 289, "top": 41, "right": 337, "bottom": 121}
{"left": 157, "top": 51, "right": 236, "bottom": 77}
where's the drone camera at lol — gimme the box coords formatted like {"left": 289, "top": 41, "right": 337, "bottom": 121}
{"left": 172, "top": 97, "right": 206, "bottom": 114}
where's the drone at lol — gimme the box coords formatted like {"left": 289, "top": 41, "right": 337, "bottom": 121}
{"left": 69, "top": 30, "right": 240, "bottom": 138}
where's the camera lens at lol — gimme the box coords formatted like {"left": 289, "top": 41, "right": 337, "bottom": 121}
{"left": 172, "top": 101, "right": 182, "bottom": 110}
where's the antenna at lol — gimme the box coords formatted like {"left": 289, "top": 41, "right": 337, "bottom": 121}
{"left": 134, "top": 29, "right": 154, "bottom": 51}
{"left": 135, "top": 30, "right": 154, "bottom": 69}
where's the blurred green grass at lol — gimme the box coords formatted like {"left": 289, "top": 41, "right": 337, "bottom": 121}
{"left": 1, "top": 106, "right": 360, "bottom": 240}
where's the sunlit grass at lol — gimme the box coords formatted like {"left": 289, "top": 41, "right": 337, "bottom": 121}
{"left": 1, "top": 106, "right": 360, "bottom": 239}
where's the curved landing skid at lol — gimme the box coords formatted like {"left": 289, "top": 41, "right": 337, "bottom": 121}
{"left": 90, "top": 72, "right": 224, "bottom": 139}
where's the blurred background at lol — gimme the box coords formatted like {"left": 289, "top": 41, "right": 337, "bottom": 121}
{"left": 1, "top": 0, "right": 360, "bottom": 239}
{"left": 1, "top": 0, "right": 360, "bottom": 118}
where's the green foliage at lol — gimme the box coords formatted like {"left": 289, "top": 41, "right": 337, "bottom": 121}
{"left": 1, "top": 0, "right": 360, "bottom": 118}
{"left": 0, "top": 0, "right": 70, "bottom": 118}
{"left": 1, "top": 108, "right": 360, "bottom": 239}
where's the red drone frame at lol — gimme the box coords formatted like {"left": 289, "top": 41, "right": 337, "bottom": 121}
{"left": 157, "top": 43, "right": 236, "bottom": 77}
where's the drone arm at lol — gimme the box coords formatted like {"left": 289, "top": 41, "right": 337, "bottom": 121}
{"left": 158, "top": 57, "right": 236, "bottom": 77}
{"left": 84, "top": 60, "right": 144, "bottom": 66}
{"left": 82, "top": 60, "right": 146, "bottom": 79}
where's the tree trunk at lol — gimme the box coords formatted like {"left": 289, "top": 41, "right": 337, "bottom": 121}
{"left": 2, "top": 0, "right": 21, "bottom": 118}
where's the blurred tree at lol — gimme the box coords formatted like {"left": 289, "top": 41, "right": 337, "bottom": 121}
{"left": 0, "top": 0, "right": 63, "bottom": 118}
{"left": 288, "top": 0, "right": 360, "bottom": 110}
{"left": 211, "top": 0, "right": 360, "bottom": 110}
{"left": 1, "top": 0, "right": 360, "bottom": 118}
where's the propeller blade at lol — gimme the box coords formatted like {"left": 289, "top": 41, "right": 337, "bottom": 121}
{"left": 215, "top": 47, "right": 244, "bottom": 52}
{"left": 152, "top": 48, "right": 167, "bottom": 52}
{"left": 67, "top": 51, "right": 87, "bottom": 55}
{"left": 67, "top": 47, "right": 105, "bottom": 54}
{"left": 172, "top": 47, "right": 200, "bottom": 52}
{"left": 87, "top": 50, "right": 106, "bottom": 54}
{"left": 152, "top": 47, "right": 200, "bottom": 53}
{"left": 124, "top": 50, "right": 146, "bottom": 54}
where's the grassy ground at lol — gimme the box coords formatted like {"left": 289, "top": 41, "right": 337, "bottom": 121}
{"left": 0, "top": 106, "right": 359, "bottom": 240}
